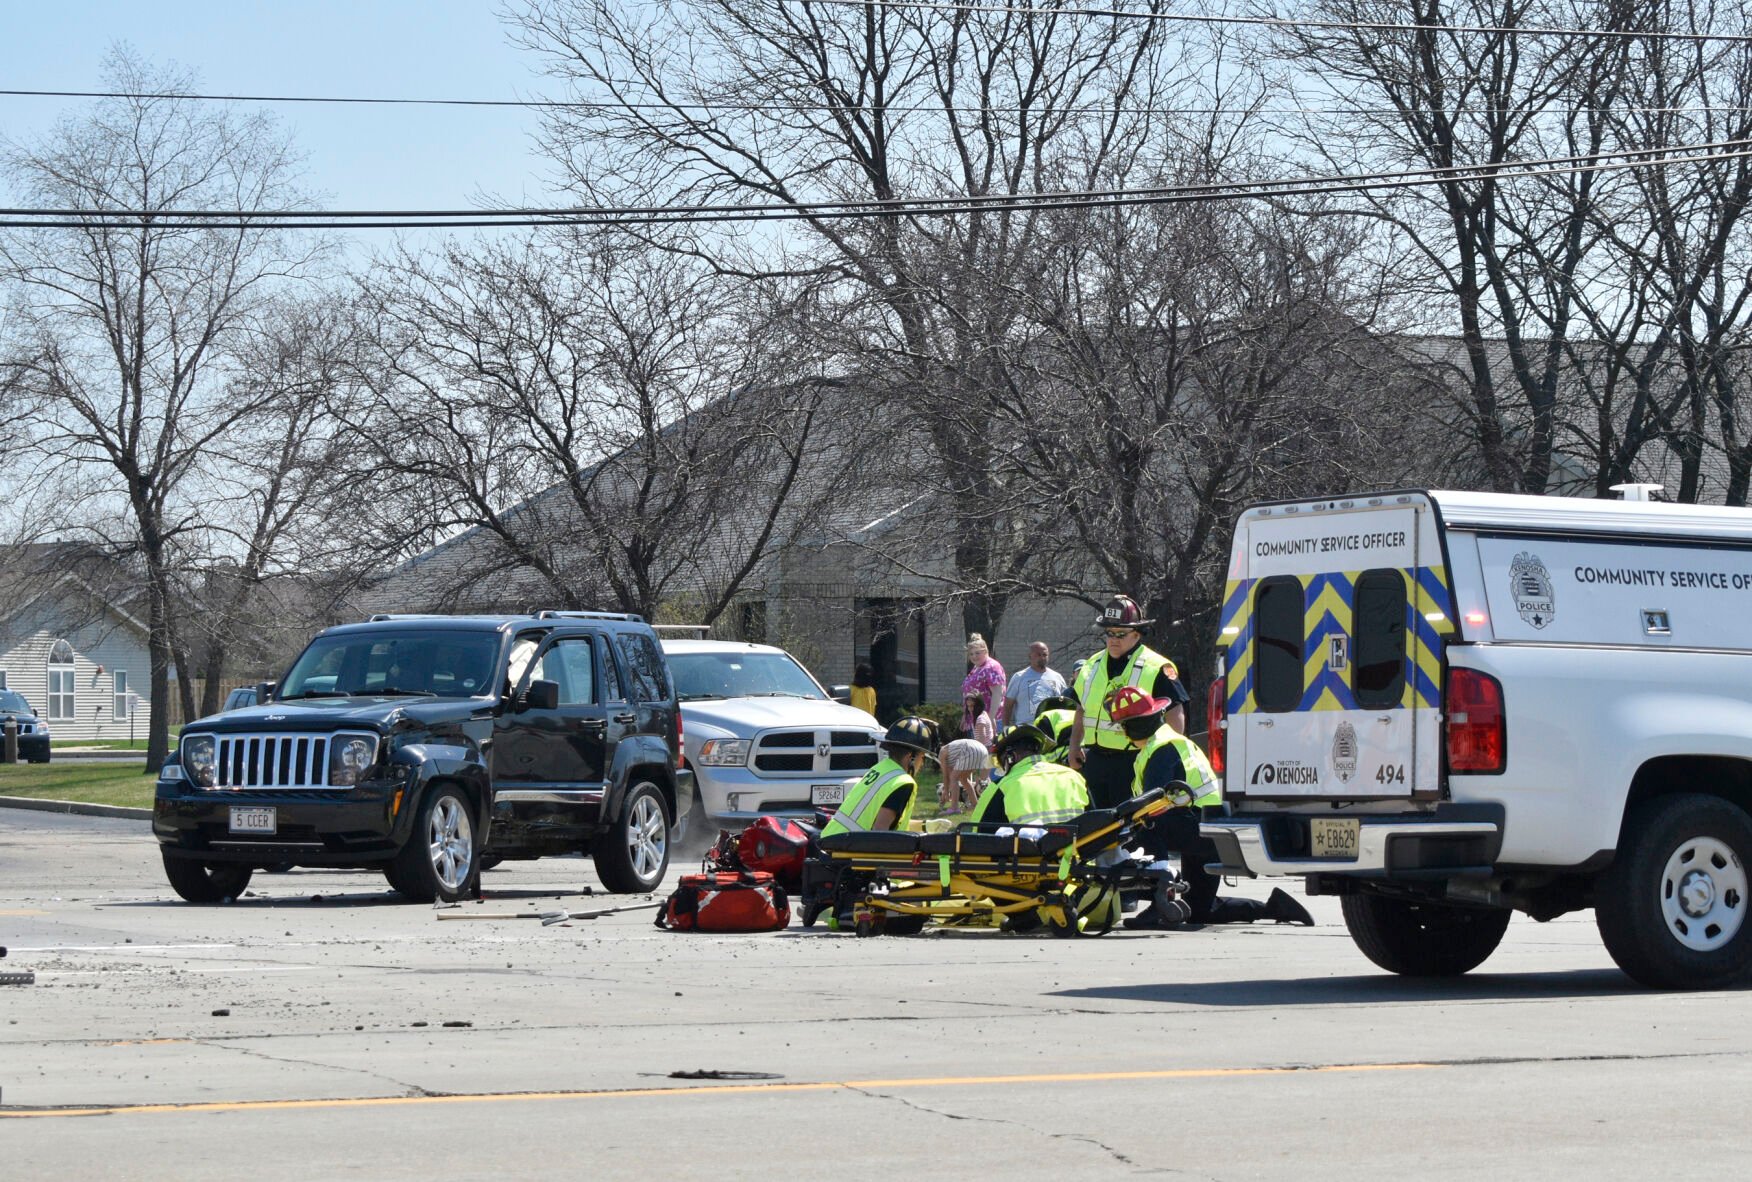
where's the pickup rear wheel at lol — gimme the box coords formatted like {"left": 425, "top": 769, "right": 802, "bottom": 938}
{"left": 389, "top": 787, "right": 479, "bottom": 903}
{"left": 594, "top": 782, "right": 670, "bottom": 893}
{"left": 1341, "top": 894, "right": 1510, "bottom": 976}
{"left": 1596, "top": 793, "right": 1752, "bottom": 989}
{"left": 161, "top": 851, "right": 253, "bottom": 904}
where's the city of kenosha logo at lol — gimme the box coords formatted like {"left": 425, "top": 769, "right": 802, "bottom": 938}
{"left": 1510, "top": 551, "right": 1555, "bottom": 628}
{"left": 1332, "top": 720, "right": 1358, "bottom": 783}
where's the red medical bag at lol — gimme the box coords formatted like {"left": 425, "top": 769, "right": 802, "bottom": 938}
{"left": 656, "top": 871, "right": 791, "bottom": 933}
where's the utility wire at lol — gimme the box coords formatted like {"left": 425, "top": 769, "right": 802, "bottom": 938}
{"left": 8, "top": 87, "right": 1752, "bottom": 120}
{"left": 794, "top": 0, "right": 1752, "bottom": 44}
{"left": 2, "top": 142, "right": 1746, "bottom": 231}
{"left": 5, "top": 137, "right": 1744, "bottom": 219}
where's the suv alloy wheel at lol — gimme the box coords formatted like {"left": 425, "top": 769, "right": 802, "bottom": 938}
{"left": 389, "top": 786, "right": 479, "bottom": 903}
{"left": 593, "top": 781, "right": 670, "bottom": 893}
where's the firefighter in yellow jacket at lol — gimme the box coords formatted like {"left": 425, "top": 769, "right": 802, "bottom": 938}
{"left": 821, "top": 716, "right": 939, "bottom": 838}
{"left": 968, "top": 723, "right": 1089, "bottom": 827}
{"left": 1107, "top": 686, "right": 1313, "bottom": 929}
{"left": 1066, "top": 595, "right": 1192, "bottom": 810}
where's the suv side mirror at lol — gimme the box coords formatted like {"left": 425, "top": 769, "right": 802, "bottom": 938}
{"left": 520, "top": 679, "right": 560, "bottom": 712}
{"left": 257, "top": 681, "right": 278, "bottom": 704}
{"left": 830, "top": 683, "right": 852, "bottom": 704}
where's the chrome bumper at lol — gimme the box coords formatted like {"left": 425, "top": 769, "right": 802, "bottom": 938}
{"left": 1201, "top": 812, "right": 1503, "bottom": 877}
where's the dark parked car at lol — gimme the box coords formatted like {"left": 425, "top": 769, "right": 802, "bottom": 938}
{"left": 221, "top": 686, "right": 258, "bottom": 713}
{"left": 0, "top": 690, "right": 51, "bottom": 763}
{"left": 153, "top": 612, "right": 694, "bottom": 904}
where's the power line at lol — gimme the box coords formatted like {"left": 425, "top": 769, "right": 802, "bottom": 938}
{"left": 794, "top": 0, "right": 1752, "bottom": 45}
{"left": 2, "top": 141, "right": 1745, "bottom": 231}
{"left": 8, "top": 87, "right": 1752, "bottom": 120}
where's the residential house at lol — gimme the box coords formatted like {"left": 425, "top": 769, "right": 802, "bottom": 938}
{"left": 0, "top": 546, "right": 152, "bottom": 742}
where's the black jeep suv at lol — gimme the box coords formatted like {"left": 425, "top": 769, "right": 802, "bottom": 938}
{"left": 153, "top": 612, "right": 694, "bottom": 903}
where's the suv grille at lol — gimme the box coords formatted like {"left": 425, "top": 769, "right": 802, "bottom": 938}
{"left": 751, "top": 728, "right": 881, "bottom": 776}
{"left": 215, "top": 733, "right": 333, "bottom": 788}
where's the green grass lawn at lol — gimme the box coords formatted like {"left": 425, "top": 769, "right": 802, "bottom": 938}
{"left": 0, "top": 762, "right": 156, "bottom": 808}
{"left": 51, "top": 734, "right": 176, "bottom": 750}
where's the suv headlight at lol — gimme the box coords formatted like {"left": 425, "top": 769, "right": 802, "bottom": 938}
{"left": 182, "top": 735, "right": 216, "bottom": 787}
{"left": 329, "top": 735, "right": 380, "bottom": 786}
{"left": 35, "top": 722, "right": 50, "bottom": 738}
{"left": 697, "top": 738, "right": 751, "bottom": 767}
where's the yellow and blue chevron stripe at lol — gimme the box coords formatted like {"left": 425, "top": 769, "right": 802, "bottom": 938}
{"left": 1219, "top": 567, "right": 1454, "bottom": 714}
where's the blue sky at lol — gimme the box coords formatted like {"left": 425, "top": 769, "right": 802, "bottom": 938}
{"left": 1, "top": 1, "right": 555, "bottom": 215}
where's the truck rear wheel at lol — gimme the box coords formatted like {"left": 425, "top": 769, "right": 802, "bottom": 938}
{"left": 1596, "top": 793, "right": 1752, "bottom": 990}
{"left": 1342, "top": 893, "right": 1510, "bottom": 976}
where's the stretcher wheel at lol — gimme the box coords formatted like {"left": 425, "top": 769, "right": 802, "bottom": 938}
{"left": 854, "top": 915, "right": 878, "bottom": 937}
{"left": 1046, "top": 894, "right": 1080, "bottom": 938}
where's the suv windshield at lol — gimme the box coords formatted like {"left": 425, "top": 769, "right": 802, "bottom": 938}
{"left": 280, "top": 630, "right": 502, "bottom": 699}
{"left": 0, "top": 691, "right": 32, "bottom": 714}
{"left": 668, "top": 651, "right": 826, "bottom": 702}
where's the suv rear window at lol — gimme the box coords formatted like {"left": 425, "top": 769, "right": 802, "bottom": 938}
{"left": 1352, "top": 569, "right": 1408, "bottom": 709}
{"left": 616, "top": 632, "right": 671, "bottom": 703}
{"left": 1253, "top": 577, "right": 1304, "bottom": 712}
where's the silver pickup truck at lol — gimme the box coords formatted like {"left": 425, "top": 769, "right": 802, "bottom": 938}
{"left": 660, "top": 639, "right": 885, "bottom": 823}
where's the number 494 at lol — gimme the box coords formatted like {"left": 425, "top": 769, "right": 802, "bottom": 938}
{"left": 1375, "top": 764, "right": 1407, "bottom": 785}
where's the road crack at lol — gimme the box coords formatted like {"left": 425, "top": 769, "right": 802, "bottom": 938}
{"left": 845, "top": 1084, "right": 1205, "bottom": 1177}
{"left": 192, "top": 1038, "right": 439, "bottom": 1098}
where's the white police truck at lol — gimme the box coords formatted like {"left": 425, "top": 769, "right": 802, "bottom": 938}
{"left": 1203, "top": 488, "right": 1752, "bottom": 988}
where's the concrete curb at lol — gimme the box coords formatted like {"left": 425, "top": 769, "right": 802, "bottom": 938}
{"left": 0, "top": 795, "right": 152, "bottom": 821}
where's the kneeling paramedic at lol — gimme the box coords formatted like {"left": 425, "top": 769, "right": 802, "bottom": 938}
{"left": 968, "top": 723, "right": 1089, "bottom": 827}
{"left": 1106, "top": 686, "right": 1314, "bottom": 928}
{"left": 821, "top": 716, "right": 940, "bottom": 838}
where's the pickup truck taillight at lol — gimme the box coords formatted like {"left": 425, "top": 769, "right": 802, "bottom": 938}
{"left": 1205, "top": 679, "right": 1226, "bottom": 775}
{"left": 676, "top": 712, "right": 686, "bottom": 768}
{"left": 1445, "top": 668, "right": 1506, "bottom": 774}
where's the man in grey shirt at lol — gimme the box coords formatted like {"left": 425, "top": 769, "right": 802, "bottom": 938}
{"left": 1003, "top": 641, "right": 1068, "bottom": 726}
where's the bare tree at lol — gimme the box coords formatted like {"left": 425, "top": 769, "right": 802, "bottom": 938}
{"left": 352, "top": 229, "right": 833, "bottom": 621}
{"left": 506, "top": 0, "right": 1186, "bottom": 643}
{"left": 176, "top": 298, "right": 370, "bottom": 717}
{"left": 0, "top": 50, "right": 327, "bottom": 769}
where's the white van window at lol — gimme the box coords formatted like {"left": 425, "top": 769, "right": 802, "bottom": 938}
{"left": 1353, "top": 569, "right": 1408, "bottom": 709}
{"left": 1254, "top": 577, "right": 1304, "bottom": 712}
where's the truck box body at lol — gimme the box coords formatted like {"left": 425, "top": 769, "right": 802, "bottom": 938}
{"left": 1203, "top": 490, "right": 1752, "bottom": 987}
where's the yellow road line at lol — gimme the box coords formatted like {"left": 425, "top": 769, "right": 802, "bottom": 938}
{"left": 0, "top": 1061, "right": 1438, "bottom": 1120}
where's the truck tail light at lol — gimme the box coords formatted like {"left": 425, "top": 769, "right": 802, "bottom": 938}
{"left": 1445, "top": 667, "right": 1506, "bottom": 774}
{"left": 1205, "top": 679, "right": 1227, "bottom": 776}
{"left": 676, "top": 711, "right": 686, "bottom": 767}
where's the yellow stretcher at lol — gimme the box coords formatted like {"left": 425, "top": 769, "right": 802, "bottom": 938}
{"left": 801, "top": 785, "right": 1187, "bottom": 937}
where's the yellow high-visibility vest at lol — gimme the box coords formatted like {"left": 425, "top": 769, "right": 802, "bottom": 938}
{"left": 1074, "top": 645, "right": 1176, "bottom": 751}
{"left": 821, "top": 759, "right": 916, "bottom": 837}
{"left": 1131, "top": 723, "right": 1220, "bottom": 808}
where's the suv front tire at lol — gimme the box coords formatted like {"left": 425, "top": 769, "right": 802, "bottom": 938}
{"left": 389, "top": 786, "right": 480, "bottom": 903}
{"left": 594, "top": 781, "right": 670, "bottom": 893}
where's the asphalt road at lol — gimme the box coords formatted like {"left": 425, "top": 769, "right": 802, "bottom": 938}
{"left": 2, "top": 810, "right": 1747, "bottom": 1180}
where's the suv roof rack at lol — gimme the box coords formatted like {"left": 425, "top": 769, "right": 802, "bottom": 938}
{"left": 535, "top": 610, "right": 647, "bottom": 622}
{"left": 367, "top": 613, "right": 456, "bottom": 622}
{"left": 651, "top": 624, "right": 711, "bottom": 637}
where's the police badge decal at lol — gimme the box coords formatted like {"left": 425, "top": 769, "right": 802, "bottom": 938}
{"left": 1332, "top": 720, "right": 1359, "bottom": 784}
{"left": 1510, "top": 552, "right": 1556, "bottom": 628}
